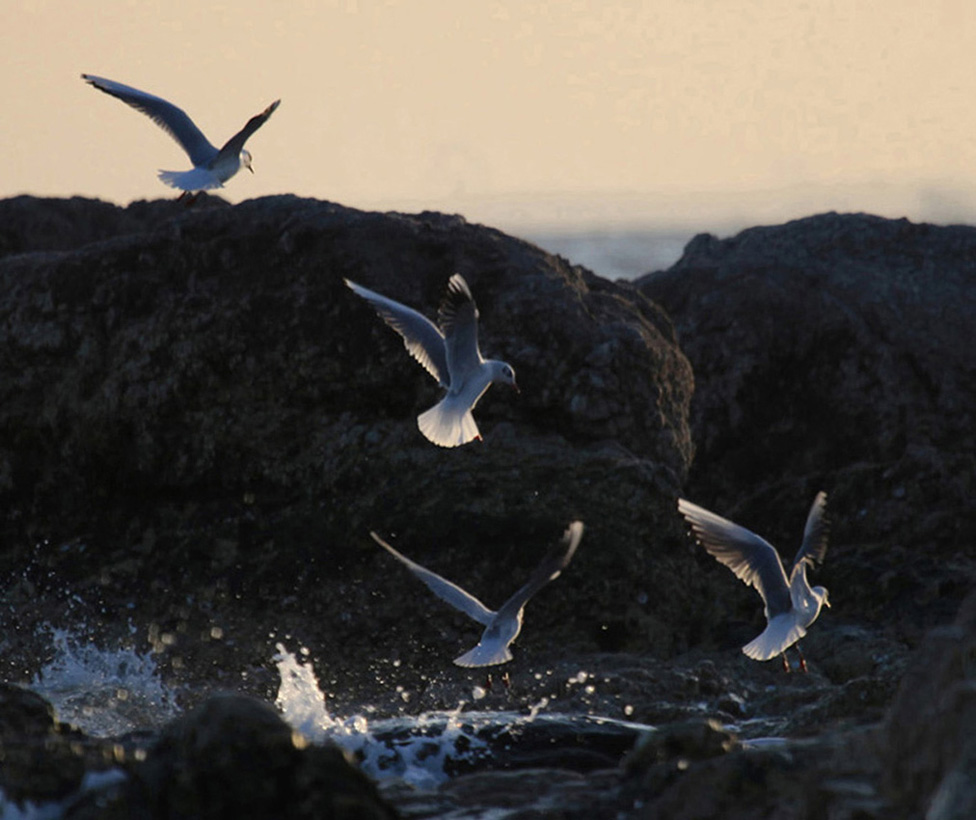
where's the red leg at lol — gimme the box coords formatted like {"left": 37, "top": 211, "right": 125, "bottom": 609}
{"left": 781, "top": 653, "right": 791, "bottom": 673}
{"left": 797, "top": 644, "right": 808, "bottom": 673}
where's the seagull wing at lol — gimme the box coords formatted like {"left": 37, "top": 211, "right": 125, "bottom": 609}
{"left": 82, "top": 74, "right": 218, "bottom": 166}
{"left": 496, "top": 521, "right": 584, "bottom": 622}
{"left": 438, "top": 275, "right": 483, "bottom": 387}
{"left": 678, "top": 498, "right": 792, "bottom": 617}
{"left": 791, "top": 491, "right": 829, "bottom": 576}
{"left": 345, "top": 279, "right": 450, "bottom": 386}
{"left": 216, "top": 99, "right": 281, "bottom": 160}
{"left": 370, "top": 532, "right": 494, "bottom": 626}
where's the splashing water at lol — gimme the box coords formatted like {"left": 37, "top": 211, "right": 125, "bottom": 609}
{"left": 273, "top": 641, "right": 335, "bottom": 738}
{"left": 272, "top": 642, "right": 492, "bottom": 787}
{"left": 30, "top": 627, "right": 179, "bottom": 737}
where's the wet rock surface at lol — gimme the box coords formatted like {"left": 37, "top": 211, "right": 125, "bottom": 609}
{"left": 0, "top": 199, "right": 971, "bottom": 816}
{"left": 0, "top": 683, "right": 92, "bottom": 804}
{"left": 76, "top": 693, "right": 397, "bottom": 819}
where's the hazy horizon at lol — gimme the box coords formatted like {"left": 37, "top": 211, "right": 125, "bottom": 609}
{"left": 7, "top": 2, "right": 976, "bottom": 243}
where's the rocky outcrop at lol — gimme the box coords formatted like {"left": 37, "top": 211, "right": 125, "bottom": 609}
{"left": 638, "top": 212, "right": 976, "bottom": 634}
{"left": 0, "top": 683, "right": 92, "bottom": 804}
{"left": 118, "top": 694, "right": 395, "bottom": 819}
{"left": 0, "top": 195, "right": 694, "bottom": 687}
{"left": 1, "top": 199, "right": 973, "bottom": 818}
{"left": 0, "top": 195, "right": 228, "bottom": 257}
{"left": 881, "top": 589, "right": 976, "bottom": 817}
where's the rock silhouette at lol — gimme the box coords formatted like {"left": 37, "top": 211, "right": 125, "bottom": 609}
{"left": 0, "top": 198, "right": 973, "bottom": 817}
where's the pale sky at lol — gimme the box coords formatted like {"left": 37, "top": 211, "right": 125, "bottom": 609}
{"left": 6, "top": 0, "right": 976, "bottom": 235}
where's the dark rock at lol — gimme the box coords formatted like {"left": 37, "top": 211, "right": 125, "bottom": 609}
{"left": 623, "top": 718, "right": 736, "bottom": 774}
{"left": 95, "top": 693, "right": 396, "bottom": 819}
{"left": 881, "top": 589, "right": 976, "bottom": 817}
{"left": 1, "top": 201, "right": 970, "bottom": 818}
{"left": 0, "top": 194, "right": 693, "bottom": 699}
{"left": 0, "top": 683, "right": 97, "bottom": 804}
{"left": 638, "top": 212, "right": 976, "bottom": 631}
{"left": 438, "top": 767, "right": 623, "bottom": 817}
{"left": 0, "top": 194, "right": 229, "bottom": 258}
{"left": 628, "top": 735, "right": 889, "bottom": 820}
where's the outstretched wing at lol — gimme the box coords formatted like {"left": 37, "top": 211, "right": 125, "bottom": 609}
{"left": 678, "top": 498, "right": 791, "bottom": 617}
{"left": 791, "top": 491, "right": 829, "bottom": 577}
{"left": 496, "top": 521, "right": 584, "bottom": 622}
{"left": 216, "top": 99, "right": 281, "bottom": 160}
{"left": 438, "top": 275, "right": 482, "bottom": 387}
{"left": 370, "top": 532, "right": 494, "bottom": 626}
{"left": 345, "top": 279, "right": 449, "bottom": 386}
{"left": 82, "top": 74, "right": 218, "bottom": 166}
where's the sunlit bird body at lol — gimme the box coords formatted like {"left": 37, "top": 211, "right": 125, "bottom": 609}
{"left": 370, "top": 521, "right": 583, "bottom": 667}
{"left": 678, "top": 492, "right": 830, "bottom": 671}
{"left": 82, "top": 74, "right": 280, "bottom": 193}
{"left": 345, "top": 275, "right": 517, "bottom": 447}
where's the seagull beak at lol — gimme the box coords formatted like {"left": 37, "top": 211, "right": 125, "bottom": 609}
{"left": 247, "top": 165, "right": 254, "bottom": 174}
{"left": 512, "top": 380, "right": 520, "bottom": 394}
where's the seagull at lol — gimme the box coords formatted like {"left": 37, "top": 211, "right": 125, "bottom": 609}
{"left": 82, "top": 74, "right": 280, "bottom": 196}
{"left": 677, "top": 493, "right": 830, "bottom": 672}
{"left": 344, "top": 275, "right": 518, "bottom": 447}
{"left": 369, "top": 521, "right": 584, "bottom": 667}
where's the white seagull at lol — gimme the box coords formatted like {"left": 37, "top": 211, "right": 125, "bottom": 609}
{"left": 82, "top": 74, "right": 280, "bottom": 194}
{"left": 344, "top": 275, "right": 518, "bottom": 447}
{"left": 370, "top": 521, "right": 584, "bottom": 667}
{"left": 678, "top": 492, "right": 830, "bottom": 671}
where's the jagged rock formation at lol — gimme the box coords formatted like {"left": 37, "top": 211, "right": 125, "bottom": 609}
{"left": 638, "top": 212, "right": 976, "bottom": 638}
{"left": 1, "top": 198, "right": 974, "bottom": 817}
{"left": 0, "top": 195, "right": 694, "bottom": 684}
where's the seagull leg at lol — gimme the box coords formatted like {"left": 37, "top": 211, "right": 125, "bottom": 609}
{"left": 485, "top": 673, "right": 493, "bottom": 692}
{"left": 781, "top": 653, "right": 791, "bottom": 674}
{"left": 502, "top": 672, "right": 511, "bottom": 689}
{"left": 797, "top": 643, "right": 808, "bottom": 673}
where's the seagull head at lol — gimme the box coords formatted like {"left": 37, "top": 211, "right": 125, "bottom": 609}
{"left": 490, "top": 361, "right": 519, "bottom": 393}
{"left": 241, "top": 149, "right": 254, "bottom": 173}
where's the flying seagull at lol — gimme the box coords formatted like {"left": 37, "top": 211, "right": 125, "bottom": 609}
{"left": 82, "top": 74, "right": 280, "bottom": 195}
{"left": 345, "top": 275, "right": 518, "bottom": 447}
{"left": 678, "top": 493, "right": 830, "bottom": 671}
{"left": 370, "top": 521, "right": 584, "bottom": 667}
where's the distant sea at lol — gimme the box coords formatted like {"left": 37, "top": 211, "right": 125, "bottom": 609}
{"left": 513, "top": 228, "right": 694, "bottom": 281}
{"left": 446, "top": 178, "right": 976, "bottom": 280}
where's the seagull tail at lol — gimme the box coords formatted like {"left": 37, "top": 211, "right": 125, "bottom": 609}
{"left": 742, "top": 617, "right": 807, "bottom": 661}
{"left": 454, "top": 642, "right": 514, "bottom": 668}
{"left": 417, "top": 396, "right": 481, "bottom": 448}
{"left": 157, "top": 168, "right": 223, "bottom": 192}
